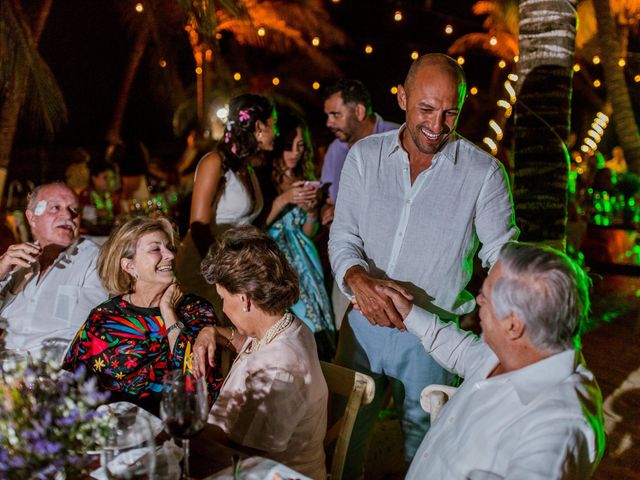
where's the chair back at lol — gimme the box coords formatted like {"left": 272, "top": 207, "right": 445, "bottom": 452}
{"left": 420, "top": 384, "right": 458, "bottom": 420}
{"left": 320, "top": 361, "right": 375, "bottom": 480}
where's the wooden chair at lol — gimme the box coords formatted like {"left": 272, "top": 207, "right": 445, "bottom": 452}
{"left": 320, "top": 361, "right": 375, "bottom": 480}
{"left": 420, "top": 384, "right": 458, "bottom": 420}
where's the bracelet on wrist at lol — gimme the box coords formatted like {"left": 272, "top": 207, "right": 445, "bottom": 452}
{"left": 167, "top": 321, "right": 184, "bottom": 334}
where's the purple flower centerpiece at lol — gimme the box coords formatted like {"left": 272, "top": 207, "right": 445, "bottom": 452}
{"left": 0, "top": 359, "right": 110, "bottom": 479}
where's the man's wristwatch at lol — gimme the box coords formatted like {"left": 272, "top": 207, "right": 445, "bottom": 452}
{"left": 167, "top": 321, "right": 185, "bottom": 334}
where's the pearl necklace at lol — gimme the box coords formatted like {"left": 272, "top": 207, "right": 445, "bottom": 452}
{"left": 244, "top": 312, "right": 294, "bottom": 354}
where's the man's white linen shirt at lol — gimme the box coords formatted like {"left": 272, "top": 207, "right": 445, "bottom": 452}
{"left": 404, "top": 306, "right": 604, "bottom": 479}
{"left": 0, "top": 237, "right": 107, "bottom": 356}
{"left": 329, "top": 128, "right": 518, "bottom": 317}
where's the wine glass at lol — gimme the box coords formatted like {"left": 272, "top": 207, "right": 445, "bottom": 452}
{"left": 39, "top": 337, "right": 71, "bottom": 368}
{"left": 101, "top": 410, "right": 156, "bottom": 479}
{"left": 0, "top": 348, "right": 31, "bottom": 379}
{"left": 160, "top": 370, "right": 208, "bottom": 480}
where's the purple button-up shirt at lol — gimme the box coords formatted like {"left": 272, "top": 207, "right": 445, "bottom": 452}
{"left": 320, "top": 114, "right": 399, "bottom": 202}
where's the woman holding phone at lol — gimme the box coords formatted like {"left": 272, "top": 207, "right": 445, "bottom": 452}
{"left": 264, "top": 110, "right": 335, "bottom": 359}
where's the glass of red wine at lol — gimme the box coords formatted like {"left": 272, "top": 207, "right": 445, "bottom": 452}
{"left": 160, "top": 370, "right": 208, "bottom": 480}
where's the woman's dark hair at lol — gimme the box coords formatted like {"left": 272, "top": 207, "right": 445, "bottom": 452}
{"left": 218, "top": 94, "right": 275, "bottom": 172}
{"left": 201, "top": 225, "right": 299, "bottom": 314}
{"left": 88, "top": 160, "right": 115, "bottom": 178}
{"left": 272, "top": 110, "right": 316, "bottom": 186}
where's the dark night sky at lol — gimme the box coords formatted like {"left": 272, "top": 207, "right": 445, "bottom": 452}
{"left": 29, "top": 1, "right": 487, "bottom": 151}
{"left": 15, "top": 0, "right": 631, "bottom": 183}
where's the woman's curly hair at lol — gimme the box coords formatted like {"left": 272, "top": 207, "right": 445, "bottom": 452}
{"left": 218, "top": 94, "right": 275, "bottom": 172}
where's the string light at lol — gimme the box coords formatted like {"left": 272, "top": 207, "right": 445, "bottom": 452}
{"left": 233, "top": 72, "right": 242, "bottom": 81}
{"left": 575, "top": 155, "right": 583, "bottom": 164}
{"left": 411, "top": 51, "right": 419, "bottom": 60}
{"left": 489, "top": 120, "right": 503, "bottom": 140}
{"left": 587, "top": 129, "right": 602, "bottom": 143}
{"left": 159, "top": 59, "right": 167, "bottom": 68}
{"left": 483, "top": 137, "right": 498, "bottom": 155}
{"left": 498, "top": 60, "right": 506, "bottom": 69}
{"left": 135, "top": 2, "right": 144, "bottom": 13}
{"left": 513, "top": 55, "right": 519, "bottom": 63}
{"left": 257, "top": 27, "right": 266, "bottom": 37}
{"left": 504, "top": 80, "right": 516, "bottom": 104}
{"left": 596, "top": 112, "right": 609, "bottom": 122}
{"left": 195, "top": 67, "right": 203, "bottom": 75}
{"left": 272, "top": 77, "right": 280, "bottom": 86}
{"left": 593, "top": 79, "right": 601, "bottom": 87}
{"left": 584, "top": 138, "right": 597, "bottom": 150}
{"left": 592, "top": 55, "right": 600, "bottom": 64}
{"left": 618, "top": 58, "right": 626, "bottom": 67}
{"left": 489, "top": 36, "right": 498, "bottom": 46}
{"left": 331, "top": 0, "right": 340, "bottom": 3}
{"left": 497, "top": 100, "right": 512, "bottom": 118}
{"left": 312, "top": 36, "right": 320, "bottom": 47}
{"left": 507, "top": 73, "right": 518, "bottom": 82}
{"left": 312, "top": 81, "right": 320, "bottom": 90}
{"left": 445, "top": 24, "right": 453, "bottom": 35}
{"left": 390, "top": 86, "right": 398, "bottom": 94}
{"left": 364, "top": 44, "right": 373, "bottom": 54}
{"left": 591, "top": 123, "right": 604, "bottom": 135}
{"left": 216, "top": 33, "right": 222, "bottom": 40}
{"left": 635, "top": 75, "right": 640, "bottom": 83}
{"left": 457, "top": 56, "right": 465, "bottom": 65}
{"left": 470, "top": 87, "right": 478, "bottom": 95}
{"left": 573, "top": 64, "right": 581, "bottom": 72}
{"left": 394, "top": 10, "right": 403, "bottom": 21}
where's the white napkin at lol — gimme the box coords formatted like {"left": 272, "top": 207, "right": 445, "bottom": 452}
{"left": 90, "top": 440, "right": 183, "bottom": 480}
{"left": 203, "top": 456, "right": 312, "bottom": 480}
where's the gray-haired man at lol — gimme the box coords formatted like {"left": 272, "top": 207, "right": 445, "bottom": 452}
{"left": 382, "top": 242, "right": 605, "bottom": 479}
{"left": 0, "top": 183, "right": 107, "bottom": 356}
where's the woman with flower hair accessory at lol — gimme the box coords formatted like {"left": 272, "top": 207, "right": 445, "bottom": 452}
{"left": 176, "top": 93, "right": 277, "bottom": 311}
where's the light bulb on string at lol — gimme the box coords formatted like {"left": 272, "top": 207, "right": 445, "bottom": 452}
{"left": 365, "top": 44, "right": 374, "bottom": 54}
{"left": 312, "top": 36, "right": 320, "bottom": 47}
{"left": 394, "top": 10, "right": 403, "bottom": 21}
{"left": 312, "top": 82, "right": 320, "bottom": 90}
{"left": 135, "top": 3, "right": 144, "bottom": 13}
{"left": 445, "top": 24, "right": 453, "bottom": 35}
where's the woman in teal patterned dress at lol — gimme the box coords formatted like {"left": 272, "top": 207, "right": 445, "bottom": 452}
{"left": 63, "top": 217, "right": 223, "bottom": 415}
{"left": 264, "top": 111, "right": 335, "bottom": 359}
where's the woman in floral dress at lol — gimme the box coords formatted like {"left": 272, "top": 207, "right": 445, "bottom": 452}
{"left": 63, "top": 217, "right": 223, "bottom": 415}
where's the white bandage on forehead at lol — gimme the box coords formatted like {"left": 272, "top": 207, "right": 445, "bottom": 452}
{"left": 34, "top": 200, "right": 47, "bottom": 216}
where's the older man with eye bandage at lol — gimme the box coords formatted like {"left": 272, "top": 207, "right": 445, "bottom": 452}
{"left": 0, "top": 182, "right": 107, "bottom": 357}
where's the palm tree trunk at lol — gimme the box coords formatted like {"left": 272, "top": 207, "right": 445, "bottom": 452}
{"left": 593, "top": 0, "right": 640, "bottom": 173}
{"left": 513, "top": 0, "right": 577, "bottom": 249}
{"left": 0, "top": 0, "right": 53, "bottom": 206}
{"left": 105, "top": 22, "right": 150, "bottom": 145}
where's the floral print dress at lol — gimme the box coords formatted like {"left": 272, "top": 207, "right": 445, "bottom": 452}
{"left": 63, "top": 294, "right": 223, "bottom": 410}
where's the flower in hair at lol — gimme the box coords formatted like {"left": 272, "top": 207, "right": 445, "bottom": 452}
{"left": 224, "top": 131, "right": 231, "bottom": 143}
{"left": 238, "top": 109, "right": 251, "bottom": 123}
{"left": 231, "top": 144, "right": 238, "bottom": 154}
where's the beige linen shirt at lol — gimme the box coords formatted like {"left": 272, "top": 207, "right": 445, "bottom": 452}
{"left": 208, "top": 318, "right": 327, "bottom": 480}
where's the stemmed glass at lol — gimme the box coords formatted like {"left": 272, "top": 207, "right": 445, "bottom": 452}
{"left": 160, "top": 370, "right": 208, "bottom": 479}
{"left": 101, "top": 411, "right": 156, "bottom": 479}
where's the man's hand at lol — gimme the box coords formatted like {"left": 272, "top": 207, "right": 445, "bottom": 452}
{"left": 345, "top": 266, "right": 413, "bottom": 330}
{"left": 321, "top": 202, "right": 335, "bottom": 225}
{"left": 192, "top": 326, "right": 217, "bottom": 379}
{"left": 0, "top": 242, "right": 41, "bottom": 279}
{"left": 375, "top": 284, "right": 413, "bottom": 320}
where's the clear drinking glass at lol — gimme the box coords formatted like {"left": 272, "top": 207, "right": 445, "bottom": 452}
{"left": 39, "top": 337, "right": 71, "bottom": 368}
{"left": 0, "top": 348, "right": 31, "bottom": 378}
{"left": 101, "top": 411, "right": 156, "bottom": 479}
{"left": 160, "top": 370, "right": 208, "bottom": 480}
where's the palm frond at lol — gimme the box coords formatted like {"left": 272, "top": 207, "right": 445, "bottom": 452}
{"left": 0, "top": 0, "right": 67, "bottom": 139}
{"left": 448, "top": 31, "right": 517, "bottom": 60}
